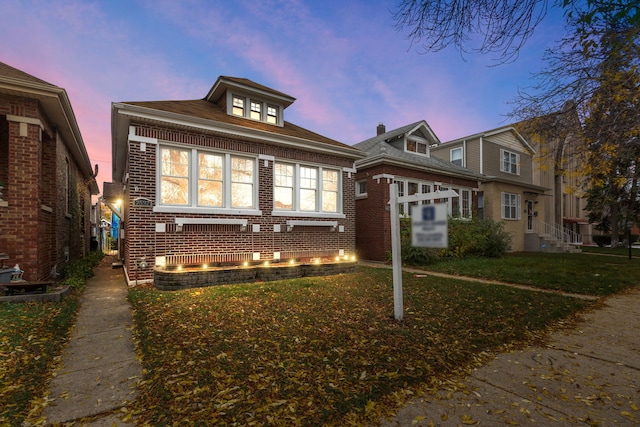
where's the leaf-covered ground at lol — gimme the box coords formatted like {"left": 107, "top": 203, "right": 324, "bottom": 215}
{"left": 0, "top": 298, "right": 79, "bottom": 426}
{"left": 126, "top": 267, "right": 592, "bottom": 426}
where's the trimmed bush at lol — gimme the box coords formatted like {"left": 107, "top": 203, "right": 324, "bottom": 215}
{"left": 390, "top": 217, "right": 512, "bottom": 265}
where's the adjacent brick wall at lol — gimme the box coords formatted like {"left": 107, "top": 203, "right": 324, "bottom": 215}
{"left": 355, "top": 163, "right": 480, "bottom": 262}
{"left": 0, "top": 94, "right": 93, "bottom": 281}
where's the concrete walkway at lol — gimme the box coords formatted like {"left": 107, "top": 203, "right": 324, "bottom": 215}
{"left": 42, "top": 256, "right": 141, "bottom": 426}
{"left": 378, "top": 281, "right": 640, "bottom": 425}
{"left": 39, "top": 259, "right": 639, "bottom": 425}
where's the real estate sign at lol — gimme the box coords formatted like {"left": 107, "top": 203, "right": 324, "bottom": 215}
{"left": 411, "top": 203, "right": 448, "bottom": 248}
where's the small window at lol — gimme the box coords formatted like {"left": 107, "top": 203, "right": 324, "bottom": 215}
{"left": 502, "top": 192, "right": 521, "bottom": 220}
{"left": 356, "top": 180, "right": 367, "bottom": 196}
{"left": 451, "top": 147, "right": 463, "bottom": 166}
{"left": 501, "top": 149, "right": 519, "bottom": 175}
{"left": 406, "top": 139, "right": 428, "bottom": 155}
{"left": 250, "top": 101, "right": 261, "bottom": 120}
{"left": 232, "top": 97, "right": 245, "bottom": 117}
{"left": 267, "top": 105, "right": 278, "bottom": 124}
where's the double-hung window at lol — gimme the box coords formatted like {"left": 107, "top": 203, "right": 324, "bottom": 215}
{"left": 159, "top": 146, "right": 256, "bottom": 211}
{"left": 250, "top": 101, "right": 261, "bottom": 120}
{"left": 502, "top": 192, "right": 520, "bottom": 220}
{"left": 232, "top": 97, "right": 245, "bottom": 117}
{"left": 451, "top": 147, "right": 463, "bottom": 166}
{"left": 501, "top": 149, "right": 519, "bottom": 175}
{"left": 274, "top": 162, "right": 341, "bottom": 214}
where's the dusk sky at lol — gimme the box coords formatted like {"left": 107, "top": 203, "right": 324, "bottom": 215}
{"left": 1, "top": 0, "right": 565, "bottom": 187}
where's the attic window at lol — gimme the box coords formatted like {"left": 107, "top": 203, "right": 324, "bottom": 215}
{"left": 267, "top": 106, "right": 278, "bottom": 124}
{"left": 250, "top": 101, "right": 261, "bottom": 120}
{"left": 232, "top": 97, "right": 245, "bottom": 116}
{"left": 406, "top": 139, "right": 428, "bottom": 156}
{"left": 229, "top": 94, "right": 281, "bottom": 126}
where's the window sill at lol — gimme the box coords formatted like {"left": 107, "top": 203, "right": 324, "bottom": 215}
{"left": 153, "top": 206, "right": 262, "bottom": 216}
{"left": 0, "top": 200, "right": 7, "bottom": 208}
{"left": 271, "top": 211, "right": 345, "bottom": 219}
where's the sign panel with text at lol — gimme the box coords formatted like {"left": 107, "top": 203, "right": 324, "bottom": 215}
{"left": 411, "top": 203, "right": 448, "bottom": 248}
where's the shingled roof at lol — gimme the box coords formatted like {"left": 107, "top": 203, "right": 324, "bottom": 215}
{"left": 355, "top": 120, "right": 483, "bottom": 180}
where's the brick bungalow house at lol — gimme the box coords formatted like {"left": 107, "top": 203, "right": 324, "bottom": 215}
{"left": 111, "top": 76, "right": 364, "bottom": 287}
{"left": 354, "top": 121, "right": 483, "bottom": 262}
{"left": 0, "top": 61, "right": 99, "bottom": 282}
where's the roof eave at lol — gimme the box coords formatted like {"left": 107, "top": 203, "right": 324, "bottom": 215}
{"left": 0, "top": 77, "right": 97, "bottom": 191}
{"left": 112, "top": 103, "right": 364, "bottom": 180}
{"left": 355, "top": 154, "right": 484, "bottom": 182}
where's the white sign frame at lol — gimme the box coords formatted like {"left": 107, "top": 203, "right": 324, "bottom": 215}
{"left": 388, "top": 186, "right": 458, "bottom": 320}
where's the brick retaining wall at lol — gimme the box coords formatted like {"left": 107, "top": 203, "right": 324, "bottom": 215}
{"left": 154, "top": 262, "right": 358, "bottom": 291}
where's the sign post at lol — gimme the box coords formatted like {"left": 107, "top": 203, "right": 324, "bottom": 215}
{"left": 388, "top": 186, "right": 457, "bottom": 321}
{"left": 389, "top": 184, "right": 404, "bottom": 320}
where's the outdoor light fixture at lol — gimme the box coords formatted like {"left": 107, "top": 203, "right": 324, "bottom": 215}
{"left": 263, "top": 261, "right": 270, "bottom": 267}
{"left": 335, "top": 256, "right": 340, "bottom": 262}
{"left": 177, "top": 265, "right": 183, "bottom": 271}
{"left": 202, "top": 264, "right": 208, "bottom": 269}
{"left": 243, "top": 261, "right": 249, "bottom": 267}
{"left": 138, "top": 257, "right": 148, "bottom": 269}
{"left": 289, "top": 259, "right": 295, "bottom": 265}
{"left": 314, "top": 258, "right": 320, "bottom": 265}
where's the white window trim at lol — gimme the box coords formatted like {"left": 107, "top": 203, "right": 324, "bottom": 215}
{"left": 273, "top": 161, "right": 344, "bottom": 217}
{"left": 355, "top": 180, "right": 368, "bottom": 197}
{"left": 501, "top": 192, "right": 521, "bottom": 220}
{"left": 154, "top": 144, "right": 261, "bottom": 215}
{"left": 227, "top": 92, "right": 282, "bottom": 126}
{"left": 500, "top": 149, "right": 520, "bottom": 175}
{"left": 393, "top": 178, "right": 474, "bottom": 219}
{"left": 404, "top": 136, "right": 429, "bottom": 157}
{"left": 450, "top": 147, "right": 463, "bottom": 167}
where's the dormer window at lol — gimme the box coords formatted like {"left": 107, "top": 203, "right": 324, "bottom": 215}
{"left": 232, "top": 97, "right": 245, "bottom": 116}
{"left": 406, "top": 138, "right": 428, "bottom": 156}
{"left": 229, "top": 93, "right": 282, "bottom": 126}
{"left": 267, "top": 105, "right": 278, "bottom": 124}
{"left": 250, "top": 101, "right": 261, "bottom": 120}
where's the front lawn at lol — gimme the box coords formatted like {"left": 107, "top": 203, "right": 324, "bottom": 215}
{"left": 417, "top": 252, "right": 640, "bottom": 295}
{"left": 126, "top": 267, "right": 594, "bottom": 426}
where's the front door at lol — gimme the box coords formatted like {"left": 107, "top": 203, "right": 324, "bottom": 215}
{"left": 526, "top": 200, "right": 534, "bottom": 232}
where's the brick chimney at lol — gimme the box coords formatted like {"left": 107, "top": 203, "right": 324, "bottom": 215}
{"left": 376, "top": 122, "right": 386, "bottom": 135}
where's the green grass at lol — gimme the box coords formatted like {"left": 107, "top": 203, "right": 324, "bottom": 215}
{"left": 0, "top": 251, "right": 103, "bottom": 426}
{"left": 415, "top": 252, "right": 640, "bottom": 295}
{"left": 125, "top": 267, "right": 594, "bottom": 426}
{"left": 581, "top": 245, "right": 640, "bottom": 257}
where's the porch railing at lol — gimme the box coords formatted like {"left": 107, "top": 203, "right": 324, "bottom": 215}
{"left": 536, "top": 220, "right": 582, "bottom": 245}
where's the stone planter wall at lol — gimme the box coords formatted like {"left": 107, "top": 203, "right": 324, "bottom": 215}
{"left": 154, "top": 262, "right": 358, "bottom": 291}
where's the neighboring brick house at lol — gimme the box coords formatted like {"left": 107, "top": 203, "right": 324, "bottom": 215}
{"left": 111, "top": 76, "right": 364, "bottom": 285}
{"left": 0, "top": 62, "right": 99, "bottom": 281}
{"left": 431, "top": 124, "right": 584, "bottom": 252}
{"left": 354, "top": 122, "right": 483, "bottom": 262}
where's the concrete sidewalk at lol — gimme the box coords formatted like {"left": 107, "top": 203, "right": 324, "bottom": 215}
{"left": 42, "top": 255, "right": 142, "bottom": 426}
{"left": 379, "top": 286, "right": 640, "bottom": 426}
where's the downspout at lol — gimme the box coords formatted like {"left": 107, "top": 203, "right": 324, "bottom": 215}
{"left": 479, "top": 137, "right": 483, "bottom": 175}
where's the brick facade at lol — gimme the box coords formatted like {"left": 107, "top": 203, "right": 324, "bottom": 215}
{"left": 120, "top": 121, "right": 359, "bottom": 284}
{"left": 0, "top": 91, "right": 96, "bottom": 281}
